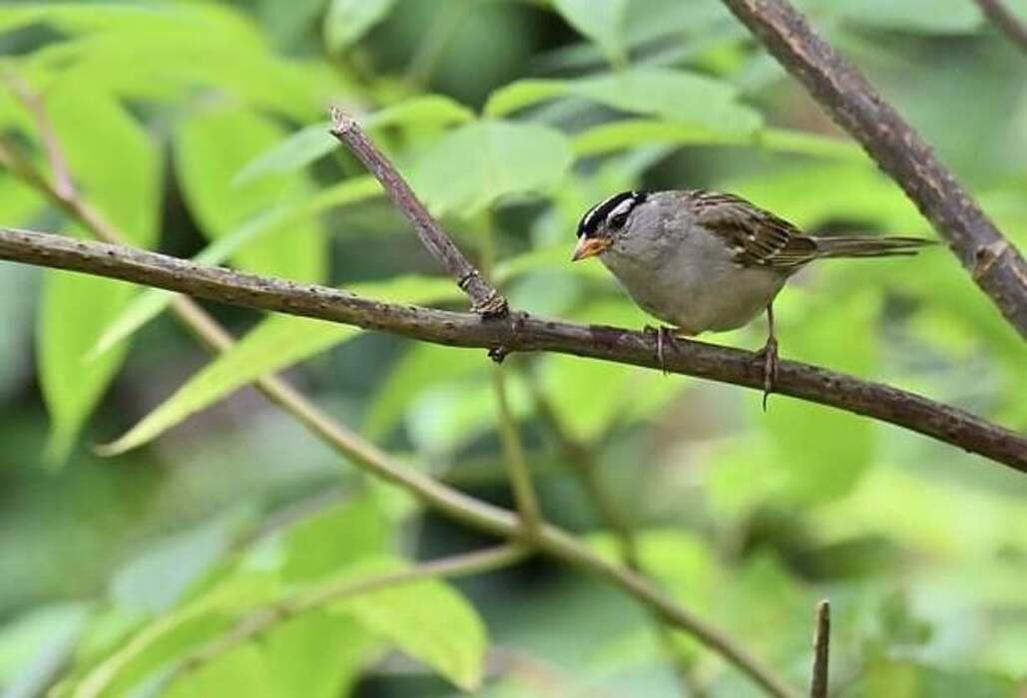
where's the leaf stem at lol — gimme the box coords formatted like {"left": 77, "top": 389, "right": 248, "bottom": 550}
{"left": 492, "top": 366, "right": 544, "bottom": 537}
{"left": 132, "top": 546, "right": 527, "bottom": 694}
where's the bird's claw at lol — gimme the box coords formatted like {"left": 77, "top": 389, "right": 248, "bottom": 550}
{"left": 644, "top": 325, "right": 673, "bottom": 376}
{"left": 755, "top": 337, "right": 779, "bottom": 411}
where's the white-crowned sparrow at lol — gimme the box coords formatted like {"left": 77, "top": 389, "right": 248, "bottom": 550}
{"left": 571, "top": 189, "right": 933, "bottom": 404}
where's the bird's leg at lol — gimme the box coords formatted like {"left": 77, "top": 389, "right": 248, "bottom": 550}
{"left": 643, "top": 325, "right": 676, "bottom": 375}
{"left": 756, "top": 303, "right": 779, "bottom": 411}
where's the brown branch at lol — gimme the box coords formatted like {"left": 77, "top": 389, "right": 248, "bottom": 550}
{"left": 1, "top": 93, "right": 797, "bottom": 698}
{"left": 974, "top": 0, "right": 1027, "bottom": 53}
{"left": 329, "top": 108, "right": 507, "bottom": 316}
{"left": 720, "top": 0, "right": 1027, "bottom": 339}
{"left": 1, "top": 226, "right": 1025, "bottom": 473}
{"left": 2, "top": 127, "right": 797, "bottom": 698}
{"left": 810, "top": 600, "right": 830, "bottom": 698}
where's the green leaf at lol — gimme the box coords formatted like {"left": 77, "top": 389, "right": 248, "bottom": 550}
{"left": 0, "top": 3, "right": 166, "bottom": 35}
{"left": 100, "top": 276, "right": 459, "bottom": 455}
{"left": 757, "top": 128, "right": 868, "bottom": 162}
{"left": 724, "top": 162, "right": 923, "bottom": 232}
{"left": 572, "top": 119, "right": 866, "bottom": 159}
{"left": 175, "top": 104, "right": 327, "bottom": 283}
{"left": 590, "top": 529, "right": 721, "bottom": 604}
{"left": 164, "top": 644, "right": 275, "bottom": 698}
{"left": 262, "top": 613, "right": 376, "bottom": 698}
{"left": 323, "top": 0, "right": 398, "bottom": 51}
{"left": 572, "top": 119, "right": 733, "bottom": 157}
{"left": 36, "top": 83, "right": 161, "bottom": 463}
{"left": 840, "top": 0, "right": 982, "bottom": 34}
{"left": 233, "top": 122, "right": 336, "bottom": 186}
{"left": 366, "top": 94, "right": 475, "bottom": 130}
{"left": 487, "top": 69, "right": 762, "bottom": 136}
{"left": 483, "top": 80, "right": 568, "bottom": 119}
{"left": 540, "top": 355, "right": 640, "bottom": 442}
{"left": 110, "top": 512, "right": 247, "bottom": 614}
{"left": 166, "top": 599, "right": 376, "bottom": 698}
{"left": 862, "top": 659, "right": 1017, "bottom": 698}
{"left": 331, "top": 558, "right": 488, "bottom": 691}
{"left": 0, "top": 603, "right": 90, "bottom": 691}
{"left": 409, "top": 119, "right": 573, "bottom": 216}
{"left": 19, "top": 4, "right": 342, "bottom": 122}
{"left": 235, "top": 95, "right": 474, "bottom": 184}
{"left": 86, "top": 176, "right": 382, "bottom": 360}
{"left": 71, "top": 573, "right": 281, "bottom": 698}
{"left": 552, "top": 0, "right": 629, "bottom": 65}
{"left": 364, "top": 344, "right": 486, "bottom": 439}
{"left": 279, "top": 497, "right": 387, "bottom": 583}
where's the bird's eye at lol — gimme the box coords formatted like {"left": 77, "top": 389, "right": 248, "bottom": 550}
{"left": 608, "top": 212, "right": 629, "bottom": 231}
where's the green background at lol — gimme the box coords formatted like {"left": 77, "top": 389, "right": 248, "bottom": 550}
{"left": 1, "top": 0, "right": 1026, "bottom": 696}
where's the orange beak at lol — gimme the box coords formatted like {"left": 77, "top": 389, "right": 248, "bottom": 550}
{"left": 571, "top": 236, "right": 611, "bottom": 262}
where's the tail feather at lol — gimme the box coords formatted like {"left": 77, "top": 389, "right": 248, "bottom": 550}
{"left": 815, "top": 235, "right": 935, "bottom": 259}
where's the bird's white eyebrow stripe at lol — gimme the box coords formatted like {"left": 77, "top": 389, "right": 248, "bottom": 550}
{"left": 608, "top": 197, "right": 637, "bottom": 220}
{"left": 583, "top": 192, "right": 628, "bottom": 230}
{"left": 577, "top": 191, "right": 645, "bottom": 237}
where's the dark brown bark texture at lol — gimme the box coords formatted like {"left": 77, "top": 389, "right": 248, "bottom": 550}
{"left": 720, "top": 0, "right": 1027, "bottom": 339}
{"left": 2, "top": 226, "right": 1025, "bottom": 473}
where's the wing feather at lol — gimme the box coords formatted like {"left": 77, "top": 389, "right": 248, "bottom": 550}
{"left": 687, "top": 190, "right": 817, "bottom": 270}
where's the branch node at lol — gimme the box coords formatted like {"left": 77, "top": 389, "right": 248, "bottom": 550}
{"left": 488, "top": 345, "right": 510, "bottom": 363}
{"left": 473, "top": 290, "right": 510, "bottom": 317}
{"left": 328, "top": 105, "right": 356, "bottom": 137}
{"left": 327, "top": 107, "right": 509, "bottom": 317}
{"left": 973, "top": 240, "right": 1011, "bottom": 281}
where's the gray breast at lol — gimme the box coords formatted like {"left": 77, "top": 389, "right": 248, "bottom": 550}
{"left": 599, "top": 194, "right": 788, "bottom": 334}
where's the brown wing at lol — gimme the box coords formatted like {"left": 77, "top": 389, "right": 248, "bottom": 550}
{"left": 686, "top": 190, "right": 817, "bottom": 270}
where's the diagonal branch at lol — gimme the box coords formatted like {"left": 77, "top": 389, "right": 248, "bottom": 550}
{"left": 329, "top": 108, "right": 508, "bottom": 316}
{"left": 166, "top": 545, "right": 529, "bottom": 687}
{"left": 1, "top": 106, "right": 796, "bottom": 698}
{"left": 493, "top": 366, "right": 544, "bottom": 536}
{"left": 1, "top": 226, "right": 1024, "bottom": 473}
{"left": 527, "top": 376, "right": 706, "bottom": 695}
{"left": 974, "top": 0, "right": 1027, "bottom": 53}
{"left": 720, "top": 0, "right": 1027, "bottom": 339}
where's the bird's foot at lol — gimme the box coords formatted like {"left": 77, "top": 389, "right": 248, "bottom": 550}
{"left": 644, "top": 325, "right": 676, "bottom": 376}
{"left": 755, "top": 336, "right": 779, "bottom": 411}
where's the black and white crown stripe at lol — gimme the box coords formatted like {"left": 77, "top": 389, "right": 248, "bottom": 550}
{"left": 577, "top": 191, "right": 649, "bottom": 238}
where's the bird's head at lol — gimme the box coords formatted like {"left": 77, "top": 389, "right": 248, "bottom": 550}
{"left": 571, "top": 190, "right": 649, "bottom": 261}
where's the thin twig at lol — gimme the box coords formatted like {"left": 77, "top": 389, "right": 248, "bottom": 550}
{"left": 524, "top": 374, "right": 641, "bottom": 564}
{"left": 974, "top": 0, "right": 1027, "bottom": 54}
{"left": 1, "top": 102, "right": 798, "bottom": 698}
{"left": 810, "top": 600, "right": 830, "bottom": 698}
{"left": 538, "top": 525, "right": 799, "bottom": 698}
{"left": 527, "top": 377, "right": 704, "bottom": 696}
{"left": 328, "top": 107, "right": 507, "bottom": 316}
{"left": 492, "top": 367, "right": 544, "bottom": 536}
{"left": 1, "top": 71, "right": 76, "bottom": 200}
{"left": 158, "top": 546, "right": 526, "bottom": 690}
{"left": 2, "top": 227, "right": 1024, "bottom": 473}
{"left": 720, "top": 0, "right": 1027, "bottom": 339}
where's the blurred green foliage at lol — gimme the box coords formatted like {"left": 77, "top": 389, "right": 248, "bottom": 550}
{"left": 1, "top": 0, "right": 1026, "bottom": 696}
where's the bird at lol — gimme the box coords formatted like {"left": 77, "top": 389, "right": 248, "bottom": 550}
{"left": 571, "top": 189, "right": 933, "bottom": 406}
